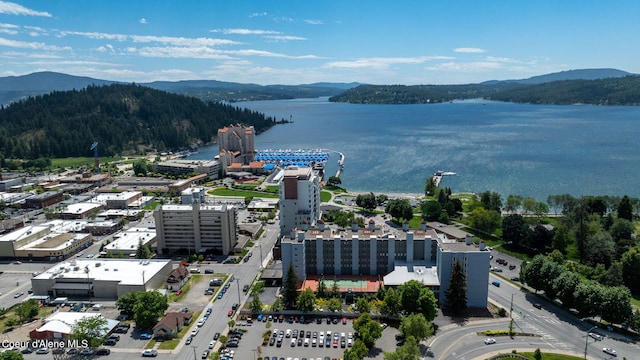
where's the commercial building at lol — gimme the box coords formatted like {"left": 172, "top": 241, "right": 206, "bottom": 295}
{"left": 281, "top": 221, "right": 490, "bottom": 308}
{"left": 31, "top": 258, "right": 172, "bottom": 300}
{"left": 0, "top": 222, "right": 92, "bottom": 261}
{"left": 25, "top": 191, "right": 64, "bottom": 209}
{"left": 103, "top": 226, "right": 156, "bottom": 257}
{"left": 181, "top": 187, "right": 206, "bottom": 204}
{"left": 153, "top": 159, "right": 222, "bottom": 180}
{"left": 29, "top": 312, "right": 119, "bottom": 341}
{"left": 154, "top": 203, "right": 237, "bottom": 255}
{"left": 278, "top": 167, "right": 321, "bottom": 234}
{"left": 218, "top": 124, "right": 255, "bottom": 164}
{"left": 89, "top": 191, "right": 143, "bottom": 209}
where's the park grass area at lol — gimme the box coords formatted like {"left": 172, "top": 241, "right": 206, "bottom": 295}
{"left": 143, "top": 201, "right": 162, "bottom": 210}
{"left": 50, "top": 156, "right": 124, "bottom": 168}
{"left": 323, "top": 185, "right": 347, "bottom": 193}
{"left": 209, "top": 188, "right": 278, "bottom": 198}
{"left": 320, "top": 191, "right": 332, "bottom": 202}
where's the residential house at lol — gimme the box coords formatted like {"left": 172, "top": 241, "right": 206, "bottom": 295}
{"left": 152, "top": 311, "right": 193, "bottom": 340}
{"left": 166, "top": 265, "right": 190, "bottom": 291}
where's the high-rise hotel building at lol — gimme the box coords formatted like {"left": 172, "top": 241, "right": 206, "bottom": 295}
{"left": 281, "top": 221, "right": 490, "bottom": 308}
{"left": 278, "top": 167, "right": 321, "bottom": 234}
{"left": 217, "top": 124, "right": 256, "bottom": 164}
{"left": 154, "top": 203, "right": 237, "bottom": 255}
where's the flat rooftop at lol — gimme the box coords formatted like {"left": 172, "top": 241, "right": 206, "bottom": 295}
{"left": 383, "top": 265, "right": 440, "bottom": 287}
{"left": 104, "top": 227, "right": 155, "bottom": 252}
{"left": 34, "top": 258, "right": 171, "bottom": 285}
{"left": 90, "top": 191, "right": 141, "bottom": 204}
{"left": 161, "top": 204, "right": 232, "bottom": 212}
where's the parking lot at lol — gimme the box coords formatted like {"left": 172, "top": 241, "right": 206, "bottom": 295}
{"left": 231, "top": 316, "right": 360, "bottom": 360}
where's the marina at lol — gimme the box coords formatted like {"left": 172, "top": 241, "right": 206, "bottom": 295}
{"left": 255, "top": 148, "right": 345, "bottom": 179}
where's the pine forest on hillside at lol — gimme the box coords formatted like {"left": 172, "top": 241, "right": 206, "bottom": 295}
{"left": 0, "top": 84, "right": 282, "bottom": 159}
{"left": 329, "top": 76, "right": 640, "bottom": 105}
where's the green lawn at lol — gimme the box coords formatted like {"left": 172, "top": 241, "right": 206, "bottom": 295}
{"left": 50, "top": 156, "right": 124, "bottom": 168}
{"left": 209, "top": 188, "right": 279, "bottom": 198}
{"left": 320, "top": 191, "right": 332, "bottom": 202}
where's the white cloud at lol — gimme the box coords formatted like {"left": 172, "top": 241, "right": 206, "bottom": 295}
{"left": 0, "top": 1, "right": 51, "bottom": 17}
{"left": 139, "top": 18, "right": 147, "bottom": 24}
{"left": 454, "top": 47, "right": 486, "bottom": 53}
{"left": 0, "top": 36, "right": 70, "bottom": 51}
{"left": 24, "top": 25, "right": 47, "bottom": 36}
{"left": 129, "top": 46, "right": 234, "bottom": 60}
{"left": 212, "top": 28, "right": 280, "bottom": 35}
{"left": 130, "top": 35, "right": 238, "bottom": 47}
{"left": 304, "top": 19, "right": 323, "bottom": 25}
{"left": 216, "top": 29, "right": 280, "bottom": 35}
{"left": 249, "top": 12, "right": 267, "bottom": 18}
{"left": 59, "top": 31, "right": 128, "bottom": 42}
{"left": 426, "top": 61, "right": 502, "bottom": 72}
{"left": 326, "top": 56, "right": 453, "bottom": 70}
{"left": 96, "top": 44, "right": 115, "bottom": 54}
{"left": 264, "top": 35, "right": 307, "bottom": 41}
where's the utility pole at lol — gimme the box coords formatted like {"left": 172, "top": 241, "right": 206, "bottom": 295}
{"left": 509, "top": 293, "right": 514, "bottom": 318}
{"left": 236, "top": 278, "right": 241, "bottom": 306}
{"left": 584, "top": 325, "right": 598, "bottom": 359}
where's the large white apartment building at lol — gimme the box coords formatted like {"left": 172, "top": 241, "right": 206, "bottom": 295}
{"left": 218, "top": 124, "right": 256, "bottom": 164}
{"left": 281, "top": 221, "right": 490, "bottom": 308}
{"left": 154, "top": 203, "right": 237, "bottom": 255}
{"left": 278, "top": 167, "right": 321, "bottom": 234}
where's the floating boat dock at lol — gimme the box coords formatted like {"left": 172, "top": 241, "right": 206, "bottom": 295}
{"left": 433, "top": 170, "right": 456, "bottom": 187}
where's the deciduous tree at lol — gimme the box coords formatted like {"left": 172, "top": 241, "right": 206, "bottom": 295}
{"left": 70, "top": 315, "right": 109, "bottom": 348}
{"left": 296, "top": 288, "right": 316, "bottom": 313}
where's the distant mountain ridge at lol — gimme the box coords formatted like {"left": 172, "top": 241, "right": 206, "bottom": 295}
{"left": 0, "top": 68, "right": 636, "bottom": 106}
{"left": 0, "top": 72, "right": 359, "bottom": 105}
{"left": 329, "top": 68, "right": 640, "bottom": 105}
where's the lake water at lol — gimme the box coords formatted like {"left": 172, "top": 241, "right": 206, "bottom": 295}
{"left": 188, "top": 97, "right": 640, "bottom": 201}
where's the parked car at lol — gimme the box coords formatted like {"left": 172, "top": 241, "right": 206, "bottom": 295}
{"left": 142, "top": 349, "right": 158, "bottom": 357}
{"left": 533, "top": 303, "right": 542, "bottom": 309}
{"left": 96, "top": 348, "right": 110, "bottom": 356}
{"left": 213, "top": 332, "right": 220, "bottom": 340}
{"left": 185, "top": 337, "right": 193, "bottom": 345}
{"left": 139, "top": 333, "right": 153, "bottom": 340}
{"left": 35, "top": 347, "right": 49, "bottom": 354}
{"left": 204, "top": 269, "right": 214, "bottom": 274}
{"left": 201, "top": 350, "right": 210, "bottom": 359}
{"left": 80, "top": 349, "right": 95, "bottom": 355}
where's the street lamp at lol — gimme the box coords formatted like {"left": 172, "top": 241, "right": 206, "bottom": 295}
{"left": 584, "top": 325, "right": 598, "bottom": 360}
{"left": 236, "top": 278, "right": 241, "bottom": 306}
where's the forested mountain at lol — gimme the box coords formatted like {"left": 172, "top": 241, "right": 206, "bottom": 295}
{"left": 509, "top": 68, "right": 631, "bottom": 85}
{"left": 330, "top": 74, "right": 640, "bottom": 105}
{"left": 0, "top": 84, "right": 281, "bottom": 159}
{"left": 0, "top": 72, "right": 357, "bottom": 105}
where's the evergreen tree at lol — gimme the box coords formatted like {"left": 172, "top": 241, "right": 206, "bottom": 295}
{"left": 316, "top": 278, "right": 327, "bottom": 299}
{"left": 283, "top": 263, "right": 299, "bottom": 310}
{"left": 445, "top": 260, "right": 467, "bottom": 315}
{"left": 617, "top": 195, "right": 633, "bottom": 221}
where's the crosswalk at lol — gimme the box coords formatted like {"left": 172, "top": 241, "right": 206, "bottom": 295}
{"left": 513, "top": 314, "right": 573, "bottom": 351}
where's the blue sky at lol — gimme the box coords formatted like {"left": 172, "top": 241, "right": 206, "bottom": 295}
{"left": 1, "top": 0, "right": 639, "bottom": 85}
